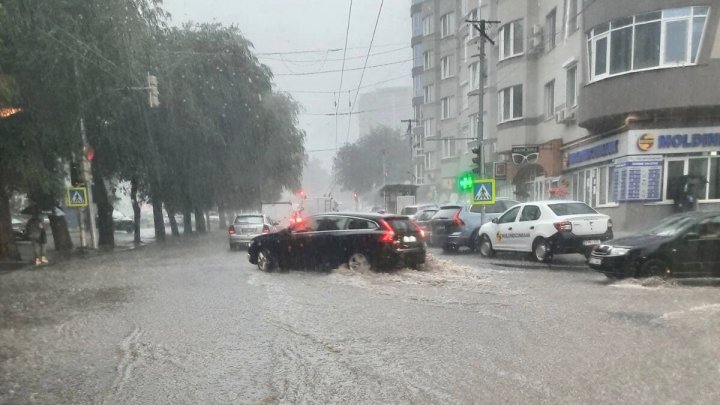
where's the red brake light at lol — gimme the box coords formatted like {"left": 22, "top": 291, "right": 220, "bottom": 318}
{"left": 262, "top": 225, "right": 270, "bottom": 234}
{"left": 453, "top": 210, "right": 464, "bottom": 226}
{"left": 228, "top": 226, "right": 236, "bottom": 235}
{"left": 379, "top": 219, "right": 396, "bottom": 243}
{"left": 554, "top": 220, "right": 572, "bottom": 232}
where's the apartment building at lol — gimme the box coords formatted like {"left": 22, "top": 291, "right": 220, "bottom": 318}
{"left": 357, "top": 86, "right": 413, "bottom": 138}
{"left": 411, "top": 0, "right": 589, "bottom": 204}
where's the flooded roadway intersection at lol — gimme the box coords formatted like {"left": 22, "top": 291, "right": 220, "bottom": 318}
{"left": 2, "top": 235, "right": 720, "bottom": 404}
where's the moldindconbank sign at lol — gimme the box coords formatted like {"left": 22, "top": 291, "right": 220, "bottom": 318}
{"left": 631, "top": 126, "right": 720, "bottom": 154}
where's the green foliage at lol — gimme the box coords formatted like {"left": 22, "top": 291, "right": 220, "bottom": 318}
{"left": 333, "top": 126, "right": 413, "bottom": 194}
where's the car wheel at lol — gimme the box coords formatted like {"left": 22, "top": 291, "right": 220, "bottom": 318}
{"left": 441, "top": 244, "right": 458, "bottom": 254}
{"left": 639, "top": 258, "right": 670, "bottom": 278}
{"left": 257, "top": 248, "right": 277, "bottom": 272}
{"left": 479, "top": 235, "right": 495, "bottom": 258}
{"left": 470, "top": 232, "right": 482, "bottom": 252}
{"left": 348, "top": 252, "right": 371, "bottom": 272}
{"left": 532, "top": 238, "right": 552, "bottom": 263}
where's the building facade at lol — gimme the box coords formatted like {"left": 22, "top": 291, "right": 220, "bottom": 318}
{"left": 357, "top": 86, "right": 413, "bottom": 137}
{"left": 411, "top": 0, "right": 720, "bottom": 231}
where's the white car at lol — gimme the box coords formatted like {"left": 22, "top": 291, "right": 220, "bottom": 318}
{"left": 476, "top": 200, "right": 613, "bottom": 262}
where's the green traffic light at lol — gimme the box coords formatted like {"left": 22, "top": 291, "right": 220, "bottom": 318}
{"left": 458, "top": 173, "right": 474, "bottom": 191}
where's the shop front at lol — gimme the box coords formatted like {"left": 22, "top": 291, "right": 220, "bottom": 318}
{"left": 565, "top": 126, "right": 720, "bottom": 232}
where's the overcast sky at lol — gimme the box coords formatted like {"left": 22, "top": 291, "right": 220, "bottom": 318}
{"left": 162, "top": 0, "right": 413, "bottom": 169}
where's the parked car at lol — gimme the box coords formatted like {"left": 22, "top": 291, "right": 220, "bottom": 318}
{"left": 112, "top": 210, "right": 134, "bottom": 233}
{"left": 228, "top": 214, "right": 278, "bottom": 250}
{"left": 400, "top": 203, "right": 438, "bottom": 220}
{"left": 589, "top": 211, "right": 720, "bottom": 279}
{"left": 414, "top": 208, "right": 439, "bottom": 245}
{"left": 477, "top": 200, "right": 613, "bottom": 262}
{"left": 247, "top": 212, "right": 426, "bottom": 272}
{"left": 11, "top": 215, "right": 28, "bottom": 241}
{"left": 430, "top": 198, "right": 520, "bottom": 252}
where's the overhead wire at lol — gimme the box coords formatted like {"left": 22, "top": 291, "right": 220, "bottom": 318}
{"left": 344, "top": 0, "right": 385, "bottom": 145}
{"left": 336, "top": 0, "right": 354, "bottom": 151}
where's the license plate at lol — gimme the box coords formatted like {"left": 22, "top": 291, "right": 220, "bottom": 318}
{"left": 582, "top": 239, "right": 601, "bottom": 246}
{"left": 403, "top": 236, "right": 417, "bottom": 243}
{"left": 589, "top": 257, "right": 602, "bottom": 265}
{"left": 241, "top": 228, "right": 255, "bottom": 234}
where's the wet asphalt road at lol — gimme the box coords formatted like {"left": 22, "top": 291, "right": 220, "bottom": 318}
{"left": 1, "top": 234, "right": 720, "bottom": 404}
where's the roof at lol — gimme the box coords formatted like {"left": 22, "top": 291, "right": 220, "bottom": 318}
{"left": 308, "top": 212, "right": 409, "bottom": 220}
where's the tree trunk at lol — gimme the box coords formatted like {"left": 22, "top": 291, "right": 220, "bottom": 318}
{"left": 152, "top": 198, "right": 166, "bottom": 242}
{"left": 195, "top": 207, "right": 207, "bottom": 233}
{"left": 183, "top": 209, "right": 193, "bottom": 235}
{"left": 48, "top": 214, "right": 73, "bottom": 251}
{"left": 0, "top": 185, "right": 21, "bottom": 261}
{"left": 167, "top": 208, "right": 180, "bottom": 237}
{"left": 131, "top": 177, "right": 141, "bottom": 245}
{"left": 91, "top": 167, "right": 115, "bottom": 248}
{"left": 219, "top": 204, "right": 228, "bottom": 229}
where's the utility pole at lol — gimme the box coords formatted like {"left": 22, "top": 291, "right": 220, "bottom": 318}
{"left": 468, "top": 18, "right": 500, "bottom": 227}
{"left": 73, "top": 57, "right": 97, "bottom": 250}
{"left": 401, "top": 119, "right": 419, "bottom": 159}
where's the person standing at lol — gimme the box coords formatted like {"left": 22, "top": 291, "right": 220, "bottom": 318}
{"left": 26, "top": 213, "right": 48, "bottom": 265}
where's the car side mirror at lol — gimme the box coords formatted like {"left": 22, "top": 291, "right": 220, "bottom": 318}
{"left": 684, "top": 232, "right": 699, "bottom": 241}
{"left": 491, "top": 218, "right": 498, "bottom": 224}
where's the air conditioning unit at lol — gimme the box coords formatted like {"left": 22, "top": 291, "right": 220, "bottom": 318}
{"left": 555, "top": 109, "right": 566, "bottom": 123}
{"left": 528, "top": 24, "right": 544, "bottom": 53}
{"left": 555, "top": 108, "right": 577, "bottom": 124}
{"left": 565, "top": 108, "right": 577, "bottom": 122}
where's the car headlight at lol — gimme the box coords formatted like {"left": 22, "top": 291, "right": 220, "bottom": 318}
{"left": 607, "top": 247, "right": 631, "bottom": 256}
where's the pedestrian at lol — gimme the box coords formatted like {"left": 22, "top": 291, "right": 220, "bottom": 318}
{"left": 26, "top": 212, "right": 48, "bottom": 266}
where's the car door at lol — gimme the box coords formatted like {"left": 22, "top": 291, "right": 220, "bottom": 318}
{"left": 692, "top": 215, "right": 720, "bottom": 276}
{"left": 512, "top": 205, "right": 542, "bottom": 252}
{"left": 314, "top": 215, "right": 349, "bottom": 268}
{"left": 494, "top": 205, "right": 521, "bottom": 251}
{"left": 288, "top": 216, "right": 319, "bottom": 268}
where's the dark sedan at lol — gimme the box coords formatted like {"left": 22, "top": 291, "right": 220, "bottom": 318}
{"left": 589, "top": 212, "right": 720, "bottom": 279}
{"left": 248, "top": 212, "right": 426, "bottom": 272}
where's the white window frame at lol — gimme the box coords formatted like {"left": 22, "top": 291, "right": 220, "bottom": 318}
{"left": 423, "top": 117, "right": 434, "bottom": 137}
{"left": 566, "top": 0, "right": 580, "bottom": 35}
{"left": 463, "top": 34, "right": 470, "bottom": 63}
{"left": 423, "top": 51, "right": 433, "bottom": 70}
{"left": 662, "top": 155, "right": 720, "bottom": 202}
{"left": 565, "top": 63, "right": 578, "bottom": 108}
{"left": 423, "top": 15, "right": 434, "bottom": 36}
{"left": 442, "top": 137, "right": 457, "bottom": 158}
{"left": 468, "top": 9, "right": 480, "bottom": 38}
{"left": 440, "top": 56, "right": 453, "bottom": 79}
{"left": 544, "top": 80, "right": 555, "bottom": 120}
{"left": 499, "top": 19, "right": 525, "bottom": 60}
{"left": 586, "top": 6, "right": 709, "bottom": 82}
{"left": 469, "top": 62, "right": 480, "bottom": 89}
{"left": 425, "top": 151, "right": 435, "bottom": 170}
{"left": 441, "top": 96, "right": 454, "bottom": 120}
{"left": 461, "top": 84, "right": 469, "bottom": 111}
{"left": 546, "top": 8, "right": 557, "bottom": 51}
{"left": 498, "top": 85, "right": 523, "bottom": 123}
{"left": 415, "top": 164, "right": 425, "bottom": 185}
{"left": 423, "top": 84, "right": 434, "bottom": 103}
{"left": 440, "top": 12, "right": 455, "bottom": 38}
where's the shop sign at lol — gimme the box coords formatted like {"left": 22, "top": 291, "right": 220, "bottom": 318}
{"left": 632, "top": 127, "right": 720, "bottom": 154}
{"left": 511, "top": 145, "right": 539, "bottom": 166}
{"left": 611, "top": 155, "right": 663, "bottom": 202}
{"left": 567, "top": 135, "right": 622, "bottom": 168}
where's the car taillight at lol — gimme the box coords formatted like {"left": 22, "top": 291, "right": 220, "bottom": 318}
{"left": 414, "top": 222, "right": 426, "bottom": 240}
{"left": 554, "top": 220, "right": 572, "bottom": 232}
{"left": 228, "top": 226, "right": 236, "bottom": 235}
{"left": 453, "top": 210, "right": 464, "bottom": 226}
{"left": 262, "top": 225, "right": 270, "bottom": 234}
{"left": 379, "top": 219, "right": 396, "bottom": 243}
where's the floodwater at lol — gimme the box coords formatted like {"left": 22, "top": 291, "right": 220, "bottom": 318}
{"left": 2, "top": 235, "right": 720, "bottom": 404}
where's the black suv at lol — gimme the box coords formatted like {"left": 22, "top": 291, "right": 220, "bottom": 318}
{"left": 248, "top": 212, "right": 426, "bottom": 271}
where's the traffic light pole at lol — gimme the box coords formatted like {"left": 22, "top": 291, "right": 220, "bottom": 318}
{"left": 468, "top": 19, "right": 500, "bottom": 228}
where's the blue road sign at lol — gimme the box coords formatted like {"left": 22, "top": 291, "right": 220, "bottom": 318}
{"left": 472, "top": 179, "right": 496, "bottom": 205}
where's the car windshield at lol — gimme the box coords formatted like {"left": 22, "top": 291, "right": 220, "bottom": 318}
{"left": 400, "top": 207, "right": 417, "bottom": 215}
{"left": 384, "top": 218, "right": 416, "bottom": 233}
{"left": 434, "top": 207, "right": 461, "bottom": 219}
{"left": 547, "top": 203, "right": 597, "bottom": 216}
{"left": 235, "top": 216, "right": 263, "bottom": 225}
{"left": 644, "top": 215, "right": 697, "bottom": 236}
{"left": 417, "top": 210, "right": 438, "bottom": 221}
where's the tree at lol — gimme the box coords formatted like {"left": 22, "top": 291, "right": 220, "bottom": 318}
{"left": 333, "top": 126, "right": 413, "bottom": 194}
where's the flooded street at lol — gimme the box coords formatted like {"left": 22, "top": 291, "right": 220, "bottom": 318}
{"left": 2, "top": 235, "right": 720, "bottom": 404}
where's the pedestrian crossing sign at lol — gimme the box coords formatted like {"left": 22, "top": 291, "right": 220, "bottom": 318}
{"left": 472, "top": 179, "right": 496, "bottom": 205}
{"left": 66, "top": 186, "right": 89, "bottom": 208}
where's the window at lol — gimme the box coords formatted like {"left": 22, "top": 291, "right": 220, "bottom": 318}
{"left": 412, "top": 13, "right": 422, "bottom": 37}
{"left": 423, "top": 51, "right": 432, "bottom": 70}
{"left": 440, "top": 12, "right": 455, "bottom": 38}
{"left": 422, "top": 15, "right": 433, "bottom": 36}
{"left": 441, "top": 96, "right": 454, "bottom": 120}
{"left": 546, "top": 9, "right": 557, "bottom": 51}
{"left": 469, "top": 113, "right": 478, "bottom": 138}
{"left": 664, "top": 156, "right": 720, "bottom": 201}
{"left": 572, "top": 166, "right": 615, "bottom": 207}
{"left": 468, "top": 9, "right": 479, "bottom": 38}
{"left": 425, "top": 151, "right": 435, "bottom": 170}
{"left": 423, "top": 84, "right": 434, "bottom": 103}
{"left": 461, "top": 84, "right": 469, "bottom": 110}
{"left": 587, "top": 6, "right": 709, "bottom": 81}
{"left": 413, "top": 76, "right": 423, "bottom": 97}
{"left": 566, "top": 64, "right": 577, "bottom": 108}
{"left": 440, "top": 56, "right": 453, "bottom": 79}
{"left": 346, "top": 218, "right": 378, "bottom": 230}
{"left": 463, "top": 35, "right": 470, "bottom": 63}
{"left": 498, "top": 85, "right": 523, "bottom": 122}
{"left": 414, "top": 105, "right": 422, "bottom": 124}
{"left": 415, "top": 164, "right": 425, "bottom": 185}
{"left": 498, "top": 206, "right": 521, "bottom": 224}
{"left": 544, "top": 80, "right": 555, "bottom": 120}
{"left": 519, "top": 205, "right": 541, "bottom": 222}
{"left": 442, "top": 137, "right": 457, "bottom": 158}
{"left": 413, "top": 45, "right": 423, "bottom": 67}
{"left": 567, "top": 0, "right": 580, "bottom": 34}
{"left": 316, "top": 216, "right": 347, "bottom": 231}
{"left": 469, "top": 62, "right": 480, "bottom": 89}
{"left": 423, "top": 118, "right": 434, "bottom": 137}
{"left": 499, "top": 20, "right": 524, "bottom": 60}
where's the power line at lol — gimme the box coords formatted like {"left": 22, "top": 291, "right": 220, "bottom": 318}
{"left": 254, "top": 41, "right": 407, "bottom": 56}
{"left": 278, "top": 73, "right": 409, "bottom": 94}
{"left": 336, "top": 0, "right": 354, "bottom": 151}
{"left": 273, "top": 58, "right": 410, "bottom": 76}
{"left": 259, "top": 46, "right": 408, "bottom": 63}
{"left": 345, "top": 0, "right": 384, "bottom": 145}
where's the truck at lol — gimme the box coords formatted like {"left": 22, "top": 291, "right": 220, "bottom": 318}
{"left": 260, "top": 202, "right": 295, "bottom": 227}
